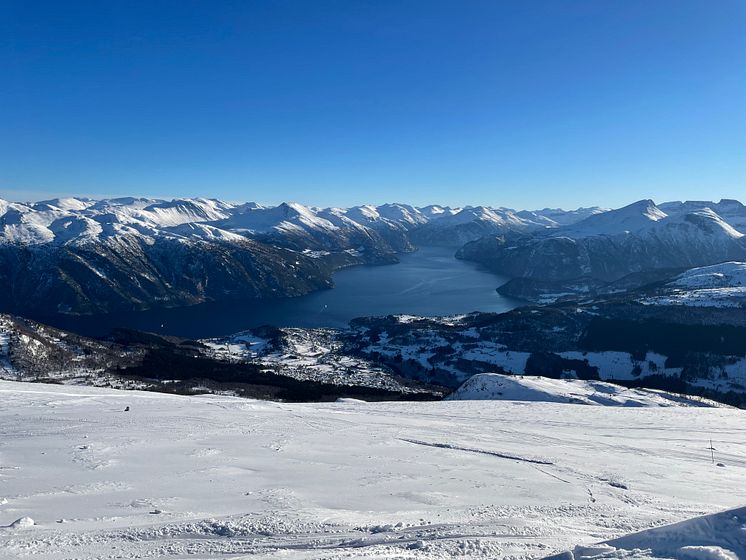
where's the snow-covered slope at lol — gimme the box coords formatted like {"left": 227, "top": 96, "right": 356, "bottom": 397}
{"left": 672, "top": 262, "right": 746, "bottom": 290}
{"left": 221, "top": 201, "right": 337, "bottom": 235}
{"left": 554, "top": 505, "right": 746, "bottom": 560}
{"left": 641, "top": 261, "right": 746, "bottom": 308}
{"left": 0, "top": 196, "right": 596, "bottom": 247}
{"left": 448, "top": 373, "right": 723, "bottom": 407}
{"left": 517, "top": 206, "right": 609, "bottom": 227}
{"left": 563, "top": 199, "right": 668, "bottom": 237}
{"left": 660, "top": 199, "right": 746, "bottom": 234}
{"left": 0, "top": 196, "right": 743, "bottom": 249}
{"left": 409, "top": 206, "right": 542, "bottom": 246}
{"left": 418, "top": 204, "right": 461, "bottom": 220}
{"left": 0, "top": 380, "right": 744, "bottom": 559}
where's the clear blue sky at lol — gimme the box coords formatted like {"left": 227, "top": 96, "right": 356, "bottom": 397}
{"left": 1, "top": 1, "right": 744, "bottom": 209}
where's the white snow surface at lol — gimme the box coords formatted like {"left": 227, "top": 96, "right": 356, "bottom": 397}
{"left": 447, "top": 373, "right": 723, "bottom": 407}
{"left": 0, "top": 381, "right": 744, "bottom": 559}
{"left": 557, "top": 505, "right": 746, "bottom": 560}
{"left": 640, "top": 262, "right": 746, "bottom": 308}
{"left": 0, "top": 196, "right": 642, "bottom": 246}
{"left": 672, "top": 262, "right": 746, "bottom": 290}
{"left": 563, "top": 199, "right": 668, "bottom": 237}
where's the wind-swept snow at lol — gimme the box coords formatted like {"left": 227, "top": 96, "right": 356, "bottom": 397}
{"left": 641, "top": 262, "right": 746, "bottom": 308}
{"left": 447, "top": 373, "right": 724, "bottom": 407}
{"left": 0, "top": 381, "right": 744, "bottom": 559}
{"left": 554, "top": 505, "right": 746, "bottom": 560}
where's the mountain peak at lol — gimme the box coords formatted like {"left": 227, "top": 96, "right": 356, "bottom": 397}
{"left": 563, "top": 199, "right": 666, "bottom": 237}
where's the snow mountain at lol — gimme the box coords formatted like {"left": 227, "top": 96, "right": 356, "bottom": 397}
{"left": 458, "top": 199, "right": 746, "bottom": 282}
{"left": 408, "top": 206, "right": 539, "bottom": 246}
{"left": 562, "top": 199, "right": 668, "bottom": 237}
{"left": 448, "top": 373, "right": 722, "bottom": 407}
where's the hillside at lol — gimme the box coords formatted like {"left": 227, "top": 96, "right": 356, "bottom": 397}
{"left": 458, "top": 200, "right": 746, "bottom": 284}
{"left": 0, "top": 381, "right": 743, "bottom": 559}
{"left": 447, "top": 373, "right": 725, "bottom": 407}
{"left": 640, "top": 262, "right": 746, "bottom": 309}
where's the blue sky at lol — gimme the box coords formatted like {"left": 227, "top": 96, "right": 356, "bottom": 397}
{"left": 1, "top": 1, "right": 744, "bottom": 209}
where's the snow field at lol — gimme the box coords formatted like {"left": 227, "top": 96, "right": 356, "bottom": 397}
{"left": 0, "top": 381, "right": 744, "bottom": 559}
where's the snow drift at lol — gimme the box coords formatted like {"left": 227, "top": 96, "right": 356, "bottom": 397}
{"left": 447, "top": 373, "right": 722, "bottom": 407}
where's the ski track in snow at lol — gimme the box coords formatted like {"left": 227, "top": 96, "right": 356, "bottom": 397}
{"left": 397, "top": 437, "right": 554, "bottom": 465}
{"left": 0, "top": 381, "right": 744, "bottom": 559}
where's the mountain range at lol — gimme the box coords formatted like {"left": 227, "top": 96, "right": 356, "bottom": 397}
{"left": 0, "top": 196, "right": 604, "bottom": 247}
{"left": 458, "top": 198, "right": 746, "bottom": 286}
{"left": 1, "top": 195, "right": 745, "bottom": 316}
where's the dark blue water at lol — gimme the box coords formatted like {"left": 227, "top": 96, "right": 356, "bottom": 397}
{"left": 42, "top": 247, "right": 519, "bottom": 338}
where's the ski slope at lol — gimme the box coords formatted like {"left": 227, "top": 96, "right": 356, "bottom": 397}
{"left": 0, "top": 381, "right": 744, "bottom": 559}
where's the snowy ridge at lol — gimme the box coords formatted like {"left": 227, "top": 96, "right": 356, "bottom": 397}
{"left": 0, "top": 196, "right": 743, "bottom": 251}
{"left": 0, "top": 196, "right": 605, "bottom": 246}
{"left": 448, "top": 373, "right": 724, "bottom": 407}
{"left": 564, "top": 199, "right": 668, "bottom": 237}
{"left": 518, "top": 206, "right": 609, "bottom": 227}
{"left": 555, "top": 505, "right": 746, "bottom": 560}
{"left": 660, "top": 199, "right": 746, "bottom": 233}
{"left": 673, "top": 262, "right": 746, "bottom": 289}
{"left": 641, "top": 262, "right": 746, "bottom": 308}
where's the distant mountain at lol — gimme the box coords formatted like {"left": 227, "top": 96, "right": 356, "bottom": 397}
{"left": 516, "top": 206, "right": 608, "bottom": 227}
{"left": 410, "top": 206, "right": 550, "bottom": 246}
{"left": 561, "top": 199, "right": 667, "bottom": 237}
{"left": 319, "top": 204, "right": 415, "bottom": 253}
{"left": 0, "top": 196, "right": 606, "bottom": 249}
{"left": 458, "top": 200, "right": 746, "bottom": 283}
{"left": 659, "top": 198, "right": 746, "bottom": 232}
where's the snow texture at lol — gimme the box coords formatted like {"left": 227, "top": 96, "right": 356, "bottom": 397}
{"left": 552, "top": 505, "right": 745, "bottom": 560}
{"left": 448, "top": 373, "right": 725, "bottom": 407}
{"left": 0, "top": 380, "right": 744, "bottom": 559}
{"left": 641, "top": 262, "right": 746, "bottom": 308}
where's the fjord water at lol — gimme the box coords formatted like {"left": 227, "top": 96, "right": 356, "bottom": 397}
{"left": 44, "top": 247, "right": 519, "bottom": 338}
